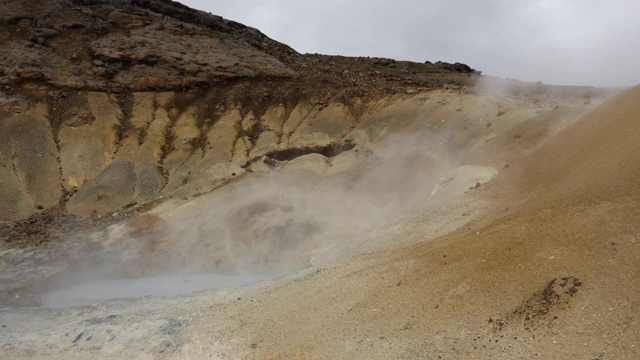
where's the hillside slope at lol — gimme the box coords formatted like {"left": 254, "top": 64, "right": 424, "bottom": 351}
{"left": 200, "top": 84, "right": 640, "bottom": 359}
{"left": 0, "top": 1, "right": 635, "bottom": 360}
{"left": 519, "top": 84, "right": 640, "bottom": 204}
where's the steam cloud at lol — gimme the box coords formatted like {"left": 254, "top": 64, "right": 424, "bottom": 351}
{"left": 37, "top": 129, "right": 471, "bottom": 307}
{"left": 154, "top": 130, "right": 457, "bottom": 275}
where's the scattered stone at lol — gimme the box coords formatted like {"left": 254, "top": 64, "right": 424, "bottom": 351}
{"left": 66, "top": 22, "right": 86, "bottom": 29}
{"left": 373, "top": 58, "right": 395, "bottom": 66}
{"left": 72, "top": 332, "right": 84, "bottom": 343}
{"left": 593, "top": 351, "right": 606, "bottom": 360}
{"left": 66, "top": 111, "right": 95, "bottom": 127}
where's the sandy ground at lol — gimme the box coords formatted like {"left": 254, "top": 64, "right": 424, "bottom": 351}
{"left": 1, "top": 86, "right": 638, "bottom": 359}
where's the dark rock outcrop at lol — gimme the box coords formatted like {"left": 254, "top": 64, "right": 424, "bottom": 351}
{"left": 0, "top": 0, "right": 295, "bottom": 91}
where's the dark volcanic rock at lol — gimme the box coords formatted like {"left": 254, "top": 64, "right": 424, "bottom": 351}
{"left": 0, "top": 0, "right": 296, "bottom": 91}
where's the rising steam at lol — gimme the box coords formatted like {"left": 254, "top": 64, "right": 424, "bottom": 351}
{"left": 38, "top": 126, "right": 492, "bottom": 308}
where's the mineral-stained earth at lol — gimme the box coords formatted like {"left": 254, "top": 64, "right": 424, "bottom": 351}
{"left": 0, "top": 1, "right": 638, "bottom": 359}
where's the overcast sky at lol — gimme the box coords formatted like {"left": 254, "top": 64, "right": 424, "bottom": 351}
{"left": 180, "top": 0, "right": 640, "bottom": 87}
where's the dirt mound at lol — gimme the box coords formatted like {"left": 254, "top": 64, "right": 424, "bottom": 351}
{"left": 519, "top": 84, "right": 640, "bottom": 204}
{"left": 196, "top": 85, "right": 639, "bottom": 359}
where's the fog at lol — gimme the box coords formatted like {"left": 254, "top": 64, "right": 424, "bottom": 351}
{"left": 40, "top": 273, "right": 271, "bottom": 308}
{"left": 32, "top": 76, "right": 599, "bottom": 307}
{"left": 38, "top": 129, "right": 469, "bottom": 307}
{"left": 142, "top": 129, "right": 454, "bottom": 275}
{"left": 156, "top": 131, "right": 455, "bottom": 275}
{"left": 182, "top": 0, "right": 640, "bottom": 87}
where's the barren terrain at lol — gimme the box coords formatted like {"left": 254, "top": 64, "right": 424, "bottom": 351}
{"left": 0, "top": 1, "right": 637, "bottom": 359}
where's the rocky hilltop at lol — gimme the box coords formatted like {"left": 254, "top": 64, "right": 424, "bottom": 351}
{"left": 0, "top": 0, "right": 479, "bottom": 91}
{"left": 0, "top": 0, "right": 296, "bottom": 90}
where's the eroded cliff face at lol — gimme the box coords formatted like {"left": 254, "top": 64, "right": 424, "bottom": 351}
{"left": 0, "top": 83, "right": 602, "bottom": 306}
{"left": 0, "top": 0, "right": 607, "bottom": 244}
{"left": 0, "top": 84, "right": 595, "bottom": 227}
{"left": 0, "top": 0, "right": 486, "bottom": 229}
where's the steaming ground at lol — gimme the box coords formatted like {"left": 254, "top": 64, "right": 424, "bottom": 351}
{"left": 153, "top": 130, "right": 458, "bottom": 273}
{"left": 3, "top": 86, "right": 632, "bottom": 359}
{"left": 40, "top": 274, "right": 272, "bottom": 308}
{"left": 32, "top": 128, "right": 478, "bottom": 306}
